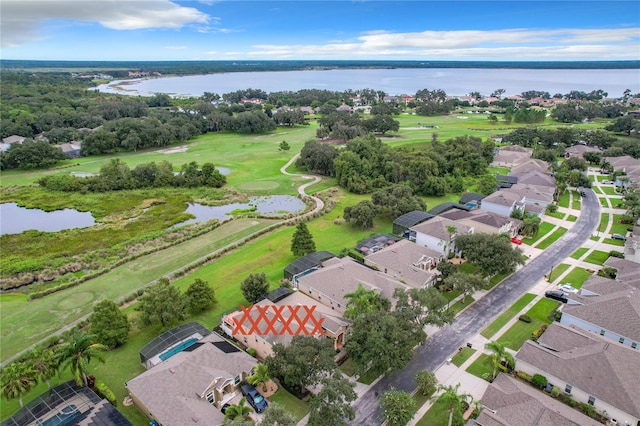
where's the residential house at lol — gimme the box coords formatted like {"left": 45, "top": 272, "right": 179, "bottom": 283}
{"left": 294, "top": 256, "right": 411, "bottom": 315}
{"left": 0, "top": 135, "right": 26, "bottom": 152}
{"left": 606, "top": 156, "right": 640, "bottom": 189}
{"left": 283, "top": 251, "right": 336, "bottom": 282}
{"left": 510, "top": 170, "right": 555, "bottom": 188}
{"left": 509, "top": 159, "right": 550, "bottom": 176}
{"left": 355, "top": 234, "right": 401, "bottom": 255}
{"left": 392, "top": 211, "right": 434, "bottom": 236}
{"left": 603, "top": 257, "right": 640, "bottom": 289}
{"left": 515, "top": 323, "right": 640, "bottom": 426}
{"left": 336, "top": 104, "right": 353, "bottom": 113}
{"left": 561, "top": 275, "right": 640, "bottom": 350}
{"left": 57, "top": 142, "right": 82, "bottom": 158}
{"left": 473, "top": 374, "right": 601, "bottom": 426}
{"left": 459, "top": 192, "right": 486, "bottom": 209}
{"left": 628, "top": 109, "right": 640, "bottom": 119}
{"left": 126, "top": 332, "right": 257, "bottom": 426}
{"left": 508, "top": 184, "right": 555, "bottom": 208}
{"left": 625, "top": 227, "right": 640, "bottom": 264}
{"left": 479, "top": 190, "right": 522, "bottom": 218}
{"left": 564, "top": 144, "right": 601, "bottom": 159}
{"left": 491, "top": 146, "right": 532, "bottom": 168}
{"left": 409, "top": 216, "right": 473, "bottom": 256}
{"left": 240, "top": 97, "right": 263, "bottom": 105}
{"left": 363, "top": 239, "right": 442, "bottom": 288}
{"left": 221, "top": 289, "right": 350, "bottom": 360}
{"left": 440, "top": 209, "right": 522, "bottom": 237}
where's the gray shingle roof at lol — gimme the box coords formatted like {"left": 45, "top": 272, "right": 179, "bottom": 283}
{"left": 410, "top": 216, "right": 473, "bottom": 241}
{"left": 516, "top": 323, "right": 640, "bottom": 418}
{"left": 475, "top": 374, "right": 600, "bottom": 426}
{"left": 365, "top": 239, "right": 440, "bottom": 288}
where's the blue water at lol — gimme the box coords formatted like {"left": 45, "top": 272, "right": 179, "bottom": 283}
{"left": 0, "top": 203, "right": 96, "bottom": 236}
{"left": 158, "top": 337, "right": 199, "bottom": 361}
{"left": 36, "top": 411, "right": 81, "bottom": 426}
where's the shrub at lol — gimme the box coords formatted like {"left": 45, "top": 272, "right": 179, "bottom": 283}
{"left": 531, "top": 374, "right": 548, "bottom": 389}
{"left": 518, "top": 314, "right": 532, "bottom": 323}
{"left": 516, "top": 371, "right": 532, "bottom": 382}
{"left": 609, "top": 250, "right": 624, "bottom": 258}
{"left": 578, "top": 402, "right": 598, "bottom": 419}
{"left": 95, "top": 379, "right": 118, "bottom": 406}
{"left": 247, "top": 348, "right": 257, "bottom": 357}
{"left": 546, "top": 203, "right": 558, "bottom": 213}
{"left": 551, "top": 386, "right": 561, "bottom": 398}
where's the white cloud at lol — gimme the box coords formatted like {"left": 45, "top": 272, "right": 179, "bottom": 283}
{"left": 1, "top": 0, "right": 211, "bottom": 47}
{"left": 245, "top": 28, "right": 640, "bottom": 60}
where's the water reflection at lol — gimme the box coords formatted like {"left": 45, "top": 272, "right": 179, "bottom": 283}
{"left": 175, "top": 195, "right": 305, "bottom": 226}
{"left": 0, "top": 203, "right": 96, "bottom": 235}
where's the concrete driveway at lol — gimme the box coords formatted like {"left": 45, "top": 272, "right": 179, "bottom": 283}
{"left": 349, "top": 188, "right": 600, "bottom": 426}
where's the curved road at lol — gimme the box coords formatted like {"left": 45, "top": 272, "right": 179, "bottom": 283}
{"left": 350, "top": 189, "right": 600, "bottom": 426}
{"left": 280, "top": 152, "right": 325, "bottom": 216}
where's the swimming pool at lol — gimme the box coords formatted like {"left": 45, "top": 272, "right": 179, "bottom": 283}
{"left": 158, "top": 337, "right": 199, "bottom": 361}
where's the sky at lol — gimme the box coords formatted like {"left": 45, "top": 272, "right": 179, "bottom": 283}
{"left": 1, "top": 0, "right": 639, "bottom": 61}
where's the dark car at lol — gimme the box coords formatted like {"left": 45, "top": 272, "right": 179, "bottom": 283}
{"left": 545, "top": 290, "right": 568, "bottom": 303}
{"left": 221, "top": 403, "right": 230, "bottom": 414}
{"left": 241, "top": 383, "right": 268, "bottom": 413}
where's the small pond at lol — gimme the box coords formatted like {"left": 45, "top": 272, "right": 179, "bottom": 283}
{"left": 174, "top": 195, "right": 306, "bottom": 227}
{"left": 0, "top": 203, "right": 96, "bottom": 236}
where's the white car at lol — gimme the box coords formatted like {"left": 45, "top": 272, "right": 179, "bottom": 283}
{"left": 558, "top": 284, "right": 578, "bottom": 293}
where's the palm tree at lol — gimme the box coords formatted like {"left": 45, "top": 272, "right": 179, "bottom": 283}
{"left": 343, "top": 283, "right": 390, "bottom": 320}
{"left": 1, "top": 362, "right": 38, "bottom": 407}
{"left": 437, "top": 383, "right": 472, "bottom": 426}
{"left": 224, "top": 397, "right": 252, "bottom": 420}
{"left": 248, "top": 363, "right": 270, "bottom": 392}
{"left": 55, "top": 332, "right": 107, "bottom": 387}
{"left": 485, "top": 341, "right": 515, "bottom": 381}
{"left": 27, "top": 348, "right": 59, "bottom": 388}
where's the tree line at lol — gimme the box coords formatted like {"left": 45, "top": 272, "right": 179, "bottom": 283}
{"left": 37, "top": 159, "right": 226, "bottom": 192}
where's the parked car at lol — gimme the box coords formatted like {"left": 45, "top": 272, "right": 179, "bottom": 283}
{"left": 611, "top": 234, "right": 627, "bottom": 241}
{"left": 558, "top": 284, "right": 578, "bottom": 293}
{"left": 580, "top": 191, "right": 587, "bottom": 197}
{"left": 601, "top": 180, "right": 613, "bottom": 184}
{"left": 241, "top": 383, "right": 268, "bottom": 413}
{"left": 545, "top": 290, "right": 568, "bottom": 303}
{"left": 510, "top": 237, "right": 523, "bottom": 245}
{"left": 221, "top": 403, "right": 230, "bottom": 414}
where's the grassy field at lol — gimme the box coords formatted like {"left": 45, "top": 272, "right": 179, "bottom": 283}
{"left": 571, "top": 248, "right": 588, "bottom": 260}
{"left": 447, "top": 296, "right": 475, "bottom": 316}
{"left": 611, "top": 214, "right": 632, "bottom": 235}
{"left": 535, "top": 227, "right": 567, "bottom": 249}
{"left": 268, "top": 387, "right": 310, "bottom": 421}
{"left": 481, "top": 293, "right": 537, "bottom": 339}
{"left": 600, "top": 186, "right": 620, "bottom": 196}
{"left": 451, "top": 347, "right": 476, "bottom": 367}
{"left": 465, "top": 353, "right": 494, "bottom": 381}
{"left": 561, "top": 267, "right": 593, "bottom": 288}
{"left": 557, "top": 191, "right": 570, "bottom": 208}
{"left": 496, "top": 298, "right": 559, "bottom": 351}
{"left": 598, "top": 212, "right": 610, "bottom": 233}
{"left": 522, "top": 222, "right": 554, "bottom": 244}
{"left": 549, "top": 263, "right": 571, "bottom": 283}
{"left": 416, "top": 394, "right": 451, "bottom": 426}
{"left": 583, "top": 250, "right": 610, "bottom": 266}
{"left": 0, "top": 218, "right": 279, "bottom": 360}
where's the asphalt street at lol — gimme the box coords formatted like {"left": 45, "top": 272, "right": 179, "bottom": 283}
{"left": 350, "top": 189, "right": 601, "bottom": 426}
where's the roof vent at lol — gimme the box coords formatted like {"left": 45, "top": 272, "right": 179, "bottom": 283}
{"left": 192, "top": 416, "right": 200, "bottom": 422}
{"left": 170, "top": 368, "right": 176, "bottom": 374}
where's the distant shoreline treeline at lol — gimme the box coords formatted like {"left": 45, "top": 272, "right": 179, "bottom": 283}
{"left": 1, "top": 59, "right": 639, "bottom": 76}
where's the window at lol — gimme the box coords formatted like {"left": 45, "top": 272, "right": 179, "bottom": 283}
{"left": 206, "top": 392, "right": 214, "bottom": 404}
{"left": 565, "top": 384, "right": 572, "bottom": 394}
{"left": 588, "top": 396, "right": 596, "bottom": 405}
{"left": 337, "top": 303, "right": 341, "bottom": 308}
{"left": 600, "top": 329, "right": 605, "bottom": 336}
{"left": 234, "top": 375, "right": 241, "bottom": 385}
{"left": 632, "top": 342, "right": 637, "bottom": 349}
{"left": 619, "top": 337, "right": 625, "bottom": 344}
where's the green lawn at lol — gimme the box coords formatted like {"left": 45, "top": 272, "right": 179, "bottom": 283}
{"left": 356, "top": 368, "right": 380, "bottom": 385}
{"left": 268, "top": 386, "right": 310, "bottom": 421}
{"left": 571, "top": 248, "right": 588, "bottom": 260}
{"left": 496, "top": 298, "right": 559, "bottom": 351}
{"left": 600, "top": 186, "right": 620, "bottom": 196}
{"left": 0, "top": 218, "right": 279, "bottom": 360}
{"left": 447, "top": 296, "right": 475, "bottom": 316}
{"left": 599, "top": 197, "right": 610, "bottom": 208}
{"left": 545, "top": 211, "right": 565, "bottom": 220}
{"left": 441, "top": 289, "right": 462, "bottom": 303}
{"left": 481, "top": 293, "right": 537, "bottom": 339}
{"left": 583, "top": 250, "right": 610, "bottom": 266}
{"left": 561, "top": 267, "right": 592, "bottom": 288}
{"left": 549, "top": 263, "right": 571, "bottom": 283}
{"left": 598, "top": 213, "right": 609, "bottom": 233}
{"left": 416, "top": 395, "right": 452, "bottom": 426}
{"left": 522, "top": 222, "right": 554, "bottom": 244}
{"left": 571, "top": 192, "right": 581, "bottom": 210}
{"left": 338, "top": 358, "right": 356, "bottom": 377}
{"left": 535, "top": 227, "right": 567, "bottom": 249}
{"left": 602, "top": 237, "right": 625, "bottom": 246}
{"left": 465, "top": 353, "right": 494, "bottom": 381}
{"left": 593, "top": 186, "right": 603, "bottom": 195}
{"left": 451, "top": 347, "right": 476, "bottom": 367}
{"left": 567, "top": 215, "right": 577, "bottom": 222}
{"left": 557, "top": 191, "right": 570, "bottom": 208}
{"left": 611, "top": 215, "right": 632, "bottom": 235}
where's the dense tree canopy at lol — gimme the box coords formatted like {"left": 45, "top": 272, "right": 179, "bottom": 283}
{"left": 89, "top": 299, "right": 130, "bottom": 349}
{"left": 136, "top": 278, "right": 188, "bottom": 328}
{"left": 455, "top": 233, "right": 525, "bottom": 277}
{"left": 240, "top": 272, "right": 270, "bottom": 304}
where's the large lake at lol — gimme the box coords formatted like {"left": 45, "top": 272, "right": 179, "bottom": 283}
{"left": 96, "top": 68, "right": 640, "bottom": 98}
